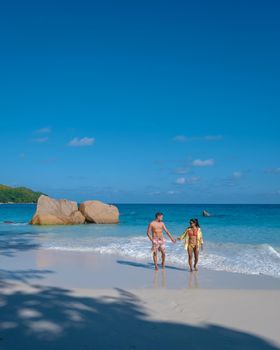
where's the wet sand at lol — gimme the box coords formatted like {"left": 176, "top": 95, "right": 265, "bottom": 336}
{"left": 0, "top": 248, "right": 280, "bottom": 349}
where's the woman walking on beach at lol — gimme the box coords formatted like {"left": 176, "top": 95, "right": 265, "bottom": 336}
{"left": 178, "top": 218, "right": 204, "bottom": 272}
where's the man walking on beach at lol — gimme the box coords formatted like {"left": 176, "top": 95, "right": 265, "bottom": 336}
{"left": 147, "top": 212, "right": 176, "bottom": 270}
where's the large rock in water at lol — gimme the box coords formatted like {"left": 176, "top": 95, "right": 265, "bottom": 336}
{"left": 79, "top": 200, "right": 119, "bottom": 224}
{"left": 30, "top": 195, "right": 85, "bottom": 225}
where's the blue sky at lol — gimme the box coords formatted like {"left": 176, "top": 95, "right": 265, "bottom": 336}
{"left": 0, "top": 0, "right": 279, "bottom": 203}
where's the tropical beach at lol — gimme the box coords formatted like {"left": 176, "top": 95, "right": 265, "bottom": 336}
{"left": 1, "top": 238, "right": 280, "bottom": 350}
{"left": 1, "top": 0, "right": 280, "bottom": 348}
{"left": 1, "top": 203, "right": 280, "bottom": 348}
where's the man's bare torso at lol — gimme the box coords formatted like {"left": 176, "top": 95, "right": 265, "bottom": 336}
{"left": 150, "top": 221, "right": 164, "bottom": 239}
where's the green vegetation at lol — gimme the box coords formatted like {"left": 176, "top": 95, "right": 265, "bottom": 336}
{"left": 0, "top": 184, "right": 44, "bottom": 203}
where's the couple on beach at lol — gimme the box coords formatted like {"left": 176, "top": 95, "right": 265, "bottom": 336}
{"left": 147, "top": 212, "right": 204, "bottom": 271}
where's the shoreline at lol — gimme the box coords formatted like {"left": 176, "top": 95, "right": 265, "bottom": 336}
{"left": 1, "top": 248, "right": 280, "bottom": 290}
{"left": 0, "top": 248, "right": 280, "bottom": 348}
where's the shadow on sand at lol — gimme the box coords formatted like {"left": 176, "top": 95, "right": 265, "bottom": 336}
{"left": 0, "top": 232, "right": 40, "bottom": 257}
{"left": 0, "top": 270, "right": 278, "bottom": 350}
{"left": 117, "top": 259, "right": 186, "bottom": 271}
{"left": 0, "top": 269, "right": 53, "bottom": 285}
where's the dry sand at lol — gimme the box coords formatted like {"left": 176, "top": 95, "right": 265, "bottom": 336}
{"left": 0, "top": 248, "right": 279, "bottom": 349}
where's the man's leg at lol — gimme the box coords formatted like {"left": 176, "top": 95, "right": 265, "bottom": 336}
{"left": 161, "top": 251, "right": 165, "bottom": 269}
{"left": 194, "top": 246, "right": 199, "bottom": 271}
{"left": 153, "top": 252, "right": 158, "bottom": 270}
{"left": 188, "top": 246, "right": 193, "bottom": 272}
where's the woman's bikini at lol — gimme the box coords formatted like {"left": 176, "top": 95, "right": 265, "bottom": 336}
{"left": 188, "top": 227, "right": 199, "bottom": 249}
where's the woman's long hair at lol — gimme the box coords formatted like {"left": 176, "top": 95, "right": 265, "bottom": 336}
{"left": 190, "top": 218, "right": 200, "bottom": 227}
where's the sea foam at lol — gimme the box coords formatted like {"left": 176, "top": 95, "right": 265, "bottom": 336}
{"left": 43, "top": 236, "right": 280, "bottom": 278}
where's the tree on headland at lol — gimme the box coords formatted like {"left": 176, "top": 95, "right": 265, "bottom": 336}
{"left": 0, "top": 184, "right": 44, "bottom": 203}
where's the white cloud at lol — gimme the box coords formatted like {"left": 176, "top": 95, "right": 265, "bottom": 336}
{"left": 192, "top": 159, "right": 214, "bottom": 167}
{"left": 266, "top": 168, "right": 280, "bottom": 174}
{"left": 173, "top": 135, "right": 223, "bottom": 142}
{"left": 148, "top": 191, "right": 161, "bottom": 196}
{"left": 175, "top": 167, "right": 189, "bottom": 174}
{"left": 176, "top": 177, "right": 186, "bottom": 184}
{"left": 33, "top": 137, "right": 49, "bottom": 143}
{"left": 233, "top": 171, "right": 243, "bottom": 179}
{"left": 167, "top": 190, "right": 177, "bottom": 195}
{"left": 68, "top": 137, "right": 95, "bottom": 147}
{"left": 175, "top": 176, "right": 199, "bottom": 185}
{"left": 219, "top": 171, "right": 246, "bottom": 188}
{"left": 186, "top": 176, "right": 200, "bottom": 184}
{"left": 35, "top": 127, "right": 51, "bottom": 134}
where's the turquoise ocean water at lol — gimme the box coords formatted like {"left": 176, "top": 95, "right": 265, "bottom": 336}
{"left": 0, "top": 204, "right": 280, "bottom": 278}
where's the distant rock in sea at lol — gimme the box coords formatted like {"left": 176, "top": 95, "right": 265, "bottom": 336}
{"left": 202, "top": 210, "right": 211, "bottom": 217}
{"left": 30, "top": 195, "right": 85, "bottom": 225}
{"left": 79, "top": 200, "right": 119, "bottom": 224}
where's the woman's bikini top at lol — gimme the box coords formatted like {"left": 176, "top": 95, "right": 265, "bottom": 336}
{"left": 188, "top": 228, "right": 199, "bottom": 237}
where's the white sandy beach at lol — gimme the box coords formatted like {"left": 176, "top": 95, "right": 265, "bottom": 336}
{"left": 0, "top": 247, "right": 280, "bottom": 350}
{"left": 1, "top": 0, "right": 280, "bottom": 348}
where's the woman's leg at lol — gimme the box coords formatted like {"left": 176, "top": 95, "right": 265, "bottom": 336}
{"left": 194, "top": 246, "right": 199, "bottom": 271}
{"left": 188, "top": 246, "right": 193, "bottom": 271}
